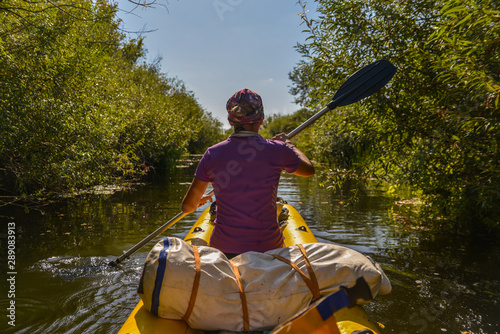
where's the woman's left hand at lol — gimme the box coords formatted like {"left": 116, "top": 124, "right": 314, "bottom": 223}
{"left": 198, "top": 193, "right": 213, "bottom": 207}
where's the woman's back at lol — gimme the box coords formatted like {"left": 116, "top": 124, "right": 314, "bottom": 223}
{"left": 195, "top": 134, "right": 301, "bottom": 253}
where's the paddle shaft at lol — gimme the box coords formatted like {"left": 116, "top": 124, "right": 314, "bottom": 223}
{"left": 109, "top": 211, "right": 187, "bottom": 266}
{"left": 287, "top": 92, "right": 349, "bottom": 139}
{"left": 287, "top": 105, "right": 329, "bottom": 139}
{"left": 109, "top": 189, "right": 214, "bottom": 266}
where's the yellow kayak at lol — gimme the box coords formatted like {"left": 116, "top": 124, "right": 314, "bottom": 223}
{"left": 118, "top": 200, "right": 382, "bottom": 334}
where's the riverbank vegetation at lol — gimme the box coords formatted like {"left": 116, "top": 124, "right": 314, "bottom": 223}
{"left": 2, "top": 0, "right": 499, "bottom": 236}
{"left": 0, "top": 0, "right": 224, "bottom": 201}
{"left": 284, "top": 0, "right": 499, "bottom": 234}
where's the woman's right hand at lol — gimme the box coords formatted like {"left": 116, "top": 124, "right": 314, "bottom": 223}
{"left": 272, "top": 133, "right": 294, "bottom": 147}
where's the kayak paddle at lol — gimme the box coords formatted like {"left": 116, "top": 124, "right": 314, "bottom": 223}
{"left": 109, "top": 60, "right": 396, "bottom": 267}
{"left": 287, "top": 59, "right": 397, "bottom": 139}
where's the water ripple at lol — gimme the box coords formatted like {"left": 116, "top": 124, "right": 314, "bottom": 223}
{"left": 29, "top": 256, "right": 114, "bottom": 280}
{"left": 8, "top": 255, "right": 142, "bottom": 334}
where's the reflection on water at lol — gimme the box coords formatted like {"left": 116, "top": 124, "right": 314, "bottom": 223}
{"left": 1, "top": 158, "right": 499, "bottom": 334}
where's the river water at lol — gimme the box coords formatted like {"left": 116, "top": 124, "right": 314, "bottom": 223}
{"left": 1, "top": 157, "right": 499, "bottom": 333}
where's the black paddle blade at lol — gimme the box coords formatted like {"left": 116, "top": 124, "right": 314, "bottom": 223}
{"left": 328, "top": 59, "right": 397, "bottom": 110}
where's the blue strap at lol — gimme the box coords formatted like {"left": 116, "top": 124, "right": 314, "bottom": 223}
{"left": 151, "top": 237, "right": 171, "bottom": 316}
{"left": 316, "top": 288, "right": 350, "bottom": 321}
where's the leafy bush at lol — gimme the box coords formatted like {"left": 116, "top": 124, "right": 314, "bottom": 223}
{"left": 0, "top": 0, "right": 223, "bottom": 198}
{"left": 291, "top": 0, "right": 500, "bottom": 233}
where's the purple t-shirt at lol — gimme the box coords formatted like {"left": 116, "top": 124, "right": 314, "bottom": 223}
{"left": 194, "top": 134, "right": 301, "bottom": 254}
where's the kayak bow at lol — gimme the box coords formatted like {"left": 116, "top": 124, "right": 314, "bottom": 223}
{"left": 117, "top": 200, "right": 382, "bottom": 334}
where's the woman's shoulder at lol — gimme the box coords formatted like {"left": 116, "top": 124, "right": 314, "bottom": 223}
{"left": 207, "top": 138, "right": 231, "bottom": 150}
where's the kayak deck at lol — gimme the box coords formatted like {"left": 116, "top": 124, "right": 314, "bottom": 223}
{"left": 117, "top": 201, "right": 382, "bottom": 334}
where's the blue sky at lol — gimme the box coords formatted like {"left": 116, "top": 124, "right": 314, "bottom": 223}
{"left": 116, "top": 0, "right": 316, "bottom": 128}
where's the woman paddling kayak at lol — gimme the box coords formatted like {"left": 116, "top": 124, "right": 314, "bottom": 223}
{"left": 181, "top": 88, "right": 315, "bottom": 258}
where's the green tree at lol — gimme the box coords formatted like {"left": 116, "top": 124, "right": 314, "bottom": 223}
{"left": 0, "top": 0, "right": 223, "bottom": 199}
{"left": 259, "top": 108, "right": 316, "bottom": 154}
{"left": 187, "top": 111, "right": 225, "bottom": 154}
{"left": 291, "top": 0, "right": 500, "bottom": 233}
{"left": 260, "top": 108, "right": 314, "bottom": 137}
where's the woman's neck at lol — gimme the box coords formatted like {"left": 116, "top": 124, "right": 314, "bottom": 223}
{"left": 234, "top": 123, "right": 261, "bottom": 133}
